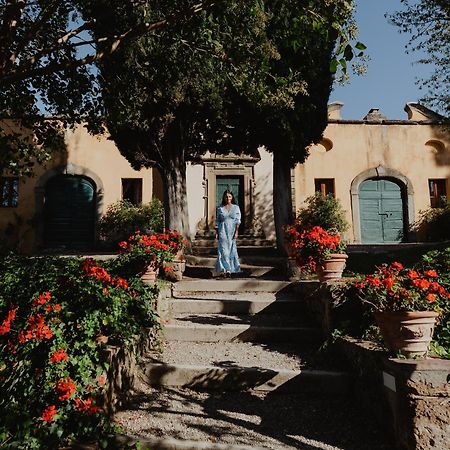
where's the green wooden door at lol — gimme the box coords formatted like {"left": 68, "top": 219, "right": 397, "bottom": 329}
{"left": 359, "top": 179, "right": 404, "bottom": 243}
{"left": 216, "top": 176, "right": 244, "bottom": 229}
{"left": 44, "top": 175, "right": 96, "bottom": 250}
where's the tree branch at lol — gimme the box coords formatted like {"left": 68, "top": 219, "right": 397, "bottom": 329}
{"left": 0, "top": 0, "right": 223, "bottom": 85}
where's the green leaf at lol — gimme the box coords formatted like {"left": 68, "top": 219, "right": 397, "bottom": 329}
{"left": 355, "top": 42, "right": 367, "bottom": 50}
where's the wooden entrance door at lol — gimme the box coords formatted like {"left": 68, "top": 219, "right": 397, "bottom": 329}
{"left": 359, "top": 179, "right": 404, "bottom": 243}
{"left": 216, "top": 175, "right": 245, "bottom": 230}
{"left": 44, "top": 175, "right": 96, "bottom": 249}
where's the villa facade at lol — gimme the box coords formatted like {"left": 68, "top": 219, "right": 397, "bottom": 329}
{"left": 1, "top": 102, "right": 448, "bottom": 253}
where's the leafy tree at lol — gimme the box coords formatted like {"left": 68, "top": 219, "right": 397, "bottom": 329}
{"left": 0, "top": 0, "right": 219, "bottom": 176}
{"left": 87, "top": 0, "right": 358, "bottom": 244}
{"left": 389, "top": 0, "right": 450, "bottom": 116}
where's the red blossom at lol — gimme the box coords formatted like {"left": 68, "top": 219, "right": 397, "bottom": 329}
{"left": 41, "top": 405, "right": 57, "bottom": 423}
{"left": 74, "top": 397, "right": 98, "bottom": 414}
{"left": 426, "top": 293, "right": 436, "bottom": 303}
{"left": 390, "top": 262, "right": 404, "bottom": 271}
{"left": 55, "top": 377, "right": 76, "bottom": 401}
{"left": 50, "top": 348, "right": 69, "bottom": 363}
{"left": 424, "top": 270, "right": 438, "bottom": 278}
{"left": 0, "top": 307, "right": 17, "bottom": 336}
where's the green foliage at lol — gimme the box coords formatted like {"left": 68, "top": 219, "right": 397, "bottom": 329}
{"left": 418, "top": 248, "right": 450, "bottom": 358}
{"left": 412, "top": 201, "right": 450, "bottom": 242}
{"left": 0, "top": 254, "right": 160, "bottom": 448}
{"left": 296, "top": 193, "right": 349, "bottom": 234}
{"left": 389, "top": 0, "right": 450, "bottom": 116}
{"left": 98, "top": 199, "right": 164, "bottom": 247}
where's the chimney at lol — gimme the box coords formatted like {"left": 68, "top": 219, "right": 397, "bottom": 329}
{"left": 328, "top": 102, "right": 344, "bottom": 120}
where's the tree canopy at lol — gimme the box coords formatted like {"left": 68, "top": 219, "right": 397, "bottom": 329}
{"left": 389, "top": 0, "right": 450, "bottom": 117}
{"left": 86, "top": 0, "right": 358, "bottom": 239}
{"left": 0, "top": 0, "right": 219, "bottom": 176}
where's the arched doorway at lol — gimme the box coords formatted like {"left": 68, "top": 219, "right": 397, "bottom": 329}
{"left": 43, "top": 175, "right": 96, "bottom": 250}
{"left": 359, "top": 178, "right": 405, "bottom": 243}
{"left": 350, "top": 167, "right": 415, "bottom": 244}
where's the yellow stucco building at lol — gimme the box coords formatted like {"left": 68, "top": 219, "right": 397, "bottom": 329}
{"left": 1, "top": 103, "right": 448, "bottom": 253}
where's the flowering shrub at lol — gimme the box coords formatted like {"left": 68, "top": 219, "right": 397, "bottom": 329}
{"left": 118, "top": 229, "right": 186, "bottom": 270}
{"left": 285, "top": 223, "right": 345, "bottom": 271}
{"left": 0, "top": 255, "right": 160, "bottom": 448}
{"left": 353, "top": 261, "right": 450, "bottom": 313}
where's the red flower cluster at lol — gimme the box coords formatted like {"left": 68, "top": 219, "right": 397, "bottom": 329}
{"left": 285, "top": 224, "right": 343, "bottom": 271}
{"left": 19, "top": 314, "right": 53, "bottom": 342}
{"left": 81, "top": 258, "right": 128, "bottom": 290}
{"left": 74, "top": 397, "right": 98, "bottom": 414}
{"left": 50, "top": 348, "right": 69, "bottom": 363}
{"left": 0, "top": 306, "right": 17, "bottom": 336}
{"left": 55, "top": 377, "right": 76, "bottom": 401}
{"left": 354, "top": 262, "right": 450, "bottom": 313}
{"left": 119, "top": 229, "right": 185, "bottom": 268}
{"left": 41, "top": 405, "right": 57, "bottom": 423}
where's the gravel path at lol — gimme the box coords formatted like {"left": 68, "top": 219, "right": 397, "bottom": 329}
{"left": 114, "top": 379, "right": 392, "bottom": 450}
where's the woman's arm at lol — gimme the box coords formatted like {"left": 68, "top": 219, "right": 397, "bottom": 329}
{"left": 234, "top": 205, "right": 241, "bottom": 239}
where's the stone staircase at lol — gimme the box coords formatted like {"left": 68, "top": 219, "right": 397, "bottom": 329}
{"left": 141, "top": 279, "right": 350, "bottom": 397}
{"left": 111, "top": 273, "right": 392, "bottom": 449}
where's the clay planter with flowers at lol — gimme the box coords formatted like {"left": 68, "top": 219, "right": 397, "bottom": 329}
{"left": 354, "top": 262, "right": 450, "bottom": 357}
{"left": 285, "top": 223, "right": 347, "bottom": 281}
{"left": 118, "top": 230, "right": 184, "bottom": 284}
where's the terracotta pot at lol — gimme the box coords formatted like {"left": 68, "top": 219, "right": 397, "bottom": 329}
{"left": 374, "top": 310, "right": 439, "bottom": 358}
{"left": 317, "top": 253, "right": 348, "bottom": 281}
{"left": 141, "top": 262, "right": 159, "bottom": 284}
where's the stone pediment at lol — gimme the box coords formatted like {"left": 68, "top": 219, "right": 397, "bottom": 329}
{"left": 200, "top": 150, "right": 261, "bottom": 163}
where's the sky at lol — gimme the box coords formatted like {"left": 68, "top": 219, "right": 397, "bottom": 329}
{"left": 329, "top": 0, "right": 433, "bottom": 120}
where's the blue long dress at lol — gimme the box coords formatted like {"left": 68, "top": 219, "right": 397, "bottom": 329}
{"left": 215, "top": 204, "right": 241, "bottom": 273}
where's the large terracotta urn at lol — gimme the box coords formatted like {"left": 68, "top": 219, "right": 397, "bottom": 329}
{"left": 374, "top": 310, "right": 439, "bottom": 358}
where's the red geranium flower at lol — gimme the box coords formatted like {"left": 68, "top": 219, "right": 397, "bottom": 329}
{"left": 55, "top": 377, "right": 76, "bottom": 401}
{"left": 41, "top": 405, "right": 57, "bottom": 423}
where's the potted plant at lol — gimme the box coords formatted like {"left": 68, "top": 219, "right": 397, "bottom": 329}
{"left": 354, "top": 262, "right": 450, "bottom": 357}
{"left": 118, "top": 230, "right": 182, "bottom": 283}
{"left": 285, "top": 223, "right": 347, "bottom": 280}
{"left": 286, "top": 193, "right": 350, "bottom": 280}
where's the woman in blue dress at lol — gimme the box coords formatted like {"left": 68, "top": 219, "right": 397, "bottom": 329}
{"left": 215, "top": 190, "right": 241, "bottom": 277}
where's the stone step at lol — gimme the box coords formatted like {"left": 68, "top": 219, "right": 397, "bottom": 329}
{"left": 192, "top": 245, "right": 277, "bottom": 257}
{"left": 142, "top": 363, "right": 351, "bottom": 394}
{"left": 172, "top": 279, "right": 292, "bottom": 296}
{"left": 147, "top": 341, "right": 319, "bottom": 371}
{"left": 186, "top": 254, "right": 287, "bottom": 267}
{"left": 193, "top": 238, "right": 274, "bottom": 248}
{"left": 183, "top": 264, "right": 281, "bottom": 279}
{"left": 116, "top": 435, "right": 263, "bottom": 450}
{"left": 162, "top": 314, "right": 320, "bottom": 343}
{"left": 167, "top": 296, "right": 305, "bottom": 315}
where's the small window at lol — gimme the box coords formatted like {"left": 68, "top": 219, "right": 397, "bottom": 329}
{"left": 122, "top": 178, "right": 142, "bottom": 205}
{"left": 314, "top": 178, "right": 335, "bottom": 196}
{"left": 0, "top": 177, "right": 19, "bottom": 207}
{"left": 428, "top": 179, "right": 447, "bottom": 208}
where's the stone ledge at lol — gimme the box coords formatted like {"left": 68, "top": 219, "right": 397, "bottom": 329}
{"left": 334, "top": 335, "right": 450, "bottom": 450}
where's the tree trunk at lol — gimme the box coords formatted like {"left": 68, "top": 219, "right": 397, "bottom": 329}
{"left": 273, "top": 151, "right": 294, "bottom": 255}
{"left": 160, "top": 156, "right": 191, "bottom": 250}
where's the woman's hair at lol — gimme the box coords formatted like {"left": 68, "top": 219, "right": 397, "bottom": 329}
{"left": 221, "top": 189, "right": 236, "bottom": 206}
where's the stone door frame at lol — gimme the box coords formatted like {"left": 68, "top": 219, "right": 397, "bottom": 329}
{"left": 199, "top": 152, "right": 260, "bottom": 236}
